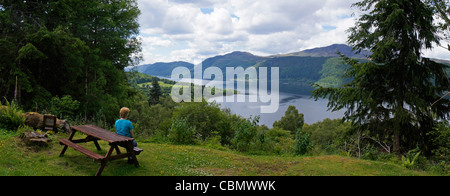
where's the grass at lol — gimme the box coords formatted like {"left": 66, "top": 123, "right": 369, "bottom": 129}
{"left": 0, "top": 130, "right": 435, "bottom": 176}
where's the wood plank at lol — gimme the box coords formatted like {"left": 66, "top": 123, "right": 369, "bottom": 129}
{"left": 71, "top": 125, "right": 133, "bottom": 143}
{"left": 58, "top": 139, "right": 105, "bottom": 161}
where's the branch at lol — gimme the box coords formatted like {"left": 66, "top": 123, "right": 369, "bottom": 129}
{"left": 431, "top": 92, "right": 450, "bottom": 107}
{"left": 433, "top": 0, "right": 450, "bottom": 26}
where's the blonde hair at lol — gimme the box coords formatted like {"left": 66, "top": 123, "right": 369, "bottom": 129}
{"left": 120, "top": 107, "right": 130, "bottom": 119}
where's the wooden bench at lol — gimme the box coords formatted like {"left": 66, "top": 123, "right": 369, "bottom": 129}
{"left": 58, "top": 125, "right": 143, "bottom": 176}
{"left": 59, "top": 139, "right": 105, "bottom": 161}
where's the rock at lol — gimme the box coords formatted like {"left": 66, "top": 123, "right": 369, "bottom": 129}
{"left": 22, "top": 131, "right": 49, "bottom": 146}
{"left": 23, "top": 112, "right": 44, "bottom": 130}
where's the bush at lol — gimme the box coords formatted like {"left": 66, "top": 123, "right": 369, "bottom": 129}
{"left": 232, "top": 116, "right": 259, "bottom": 152}
{"left": 273, "top": 105, "right": 304, "bottom": 134}
{"left": 0, "top": 100, "right": 25, "bottom": 131}
{"left": 294, "top": 129, "right": 311, "bottom": 155}
{"left": 168, "top": 117, "right": 196, "bottom": 145}
{"left": 261, "top": 127, "right": 294, "bottom": 154}
{"left": 49, "top": 95, "right": 80, "bottom": 120}
{"left": 172, "top": 100, "right": 231, "bottom": 144}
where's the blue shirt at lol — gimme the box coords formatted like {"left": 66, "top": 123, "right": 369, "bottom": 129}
{"left": 115, "top": 119, "right": 134, "bottom": 138}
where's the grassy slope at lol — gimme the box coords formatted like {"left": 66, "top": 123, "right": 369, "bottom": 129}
{"left": 0, "top": 131, "right": 433, "bottom": 176}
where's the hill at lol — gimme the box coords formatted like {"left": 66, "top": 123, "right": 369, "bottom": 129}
{"left": 277, "top": 44, "right": 372, "bottom": 58}
{"left": 133, "top": 44, "right": 447, "bottom": 94}
{"left": 135, "top": 61, "right": 195, "bottom": 78}
{"left": 0, "top": 130, "right": 434, "bottom": 176}
{"left": 134, "top": 44, "right": 365, "bottom": 93}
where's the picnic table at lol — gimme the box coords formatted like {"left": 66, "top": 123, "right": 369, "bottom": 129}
{"left": 58, "top": 125, "right": 143, "bottom": 176}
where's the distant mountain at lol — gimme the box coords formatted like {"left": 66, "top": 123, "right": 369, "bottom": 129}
{"left": 135, "top": 61, "right": 194, "bottom": 77}
{"left": 202, "top": 51, "right": 266, "bottom": 70}
{"left": 276, "top": 44, "right": 372, "bottom": 58}
{"left": 132, "top": 44, "right": 371, "bottom": 93}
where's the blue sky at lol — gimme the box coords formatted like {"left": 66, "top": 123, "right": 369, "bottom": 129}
{"left": 137, "top": 0, "right": 449, "bottom": 65}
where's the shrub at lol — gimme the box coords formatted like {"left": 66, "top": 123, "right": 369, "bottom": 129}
{"left": 168, "top": 117, "right": 196, "bottom": 145}
{"left": 49, "top": 95, "right": 80, "bottom": 120}
{"left": 232, "top": 116, "right": 259, "bottom": 152}
{"left": 0, "top": 100, "right": 25, "bottom": 131}
{"left": 294, "top": 129, "right": 311, "bottom": 155}
{"left": 264, "top": 127, "right": 294, "bottom": 154}
{"left": 273, "top": 105, "right": 304, "bottom": 134}
{"left": 401, "top": 148, "right": 422, "bottom": 169}
{"left": 172, "top": 100, "right": 231, "bottom": 144}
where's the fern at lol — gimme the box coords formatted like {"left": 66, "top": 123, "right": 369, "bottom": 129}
{"left": 402, "top": 151, "right": 421, "bottom": 169}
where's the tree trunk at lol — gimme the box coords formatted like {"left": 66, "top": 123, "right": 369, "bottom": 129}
{"left": 393, "top": 128, "right": 401, "bottom": 156}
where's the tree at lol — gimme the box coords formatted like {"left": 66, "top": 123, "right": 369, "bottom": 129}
{"left": 427, "top": 0, "right": 450, "bottom": 51}
{"left": 149, "top": 78, "right": 162, "bottom": 105}
{"left": 273, "top": 105, "right": 304, "bottom": 134}
{"left": 313, "top": 0, "right": 450, "bottom": 155}
{"left": 0, "top": 0, "right": 141, "bottom": 122}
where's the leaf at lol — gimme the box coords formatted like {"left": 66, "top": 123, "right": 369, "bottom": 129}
{"left": 16, "top": 43, "right": 47, "bottom": 61}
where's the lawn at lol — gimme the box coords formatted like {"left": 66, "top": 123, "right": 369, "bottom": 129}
{"left": 0, "top": 130, "right": 433, "bottom": 176}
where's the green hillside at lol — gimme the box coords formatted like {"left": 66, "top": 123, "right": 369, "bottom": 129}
{"left": 0, "top": 130, "right": 433, "bottom": 176}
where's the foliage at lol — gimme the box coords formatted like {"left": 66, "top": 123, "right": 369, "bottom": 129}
{"left": 49, "top": 95, "right": 80, "bottom": 120}
{"left": 303, "top": 118, "right": 351, "bottom": 153}
{"left": 428, "top": 122, "right": 450, "bottom": 161}
{"left": 0, "top": 0, "right": 141, "bottom": 123}
{"left": 316, "top": 58, "right": 352, "bottom": 88}
{"left": 426, "top": 0, "right": 450, "bottom": 50}
{"left": 293, "top": 129, "right": 312, "bottom": 155}
{"left": 253, "top": 126, "right": 294, "bottom": 155}
{"left": 273, "top": 105, "right": 304, "bottom": 134}
{"left": 148, "top": 78, "right": 162, "bottom": 105}
{"left": 401, "top": 148, "right": 422, "bottom": 169}
{"left": 172, "top": 100, "right": 230, "bottom": 143}
{"left": 168, "top": 117, "right": 196, "bottom": 145}
{"left": 0, "top": 100, "right": 25, "bottom": 131}
{"left": 232, "top": 116, "right": 259, "bottom": 152}
{"left": 313, "top": 0, "right": 450, "bottom": 156}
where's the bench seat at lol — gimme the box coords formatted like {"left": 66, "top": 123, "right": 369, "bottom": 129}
{"left": 133, "top": 147, "right": 143, "bottom": 155}
{"left": 59, "top": 139, "right": 105, "bottom": 161}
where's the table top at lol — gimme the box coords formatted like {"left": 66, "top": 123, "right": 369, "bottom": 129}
{"left": 71, "top": 125, "right": 133, "bottom": 144}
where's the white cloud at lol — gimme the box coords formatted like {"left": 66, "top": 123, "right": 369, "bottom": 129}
{"left": 137, "top": 0, "right": 360, "bottom": 64}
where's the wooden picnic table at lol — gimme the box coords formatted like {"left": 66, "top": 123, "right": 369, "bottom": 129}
{"left": 58, "top": 125, "right": 143, "bottom": 176}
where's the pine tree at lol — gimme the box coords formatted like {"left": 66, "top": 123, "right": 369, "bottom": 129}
{"left": 149, "top": 78, "right": 162, "bottom": 105}
{"left": 313, "top": 0, "right": 450, "bottom": 155}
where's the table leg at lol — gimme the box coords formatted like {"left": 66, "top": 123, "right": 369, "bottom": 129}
{"left": 59, "top": 130, "right": 77, "bottom": 157}
{"left": 95, "top": 145, "right": 115, "bottom": 176}
{"left": 127, "top": 141, "right": 139, "bottom": 167}
{"left": 93, "top": 140, "right": 102, "bottom": 151}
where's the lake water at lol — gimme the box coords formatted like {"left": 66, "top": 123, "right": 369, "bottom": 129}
{"left": 209, "top": 93, "right": 345, "bottom": 128}
{"left": 158, "top": 76, "right": 345, "bottom": 127}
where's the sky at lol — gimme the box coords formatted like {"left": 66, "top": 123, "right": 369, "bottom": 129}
{"left": 137, "top": 0, "right": 450, "bottom": 65}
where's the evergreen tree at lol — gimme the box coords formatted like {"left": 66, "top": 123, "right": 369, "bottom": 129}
{"left": 313, "top": 0, "right": 450, "bottom": 155}
{"left": 149, "top": 78, "right": 162, "bottom": 105}
{"left": 427, "top": 0, "right": 450, "bottom": 51}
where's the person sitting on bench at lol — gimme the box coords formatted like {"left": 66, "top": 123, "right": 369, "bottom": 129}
{"left": 115, "top": 107, "right": 137, "bottom": 148}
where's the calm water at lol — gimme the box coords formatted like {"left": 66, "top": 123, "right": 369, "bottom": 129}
{"left": 161, "top": 75, "right": 345, "bottom": 127}
{"left": 209, "top": 93, "right": 345, "bottom": 128}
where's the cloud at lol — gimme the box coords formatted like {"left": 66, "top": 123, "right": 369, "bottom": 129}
{"left": 137, "top": 0, "right": 360, "bottom": 64}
